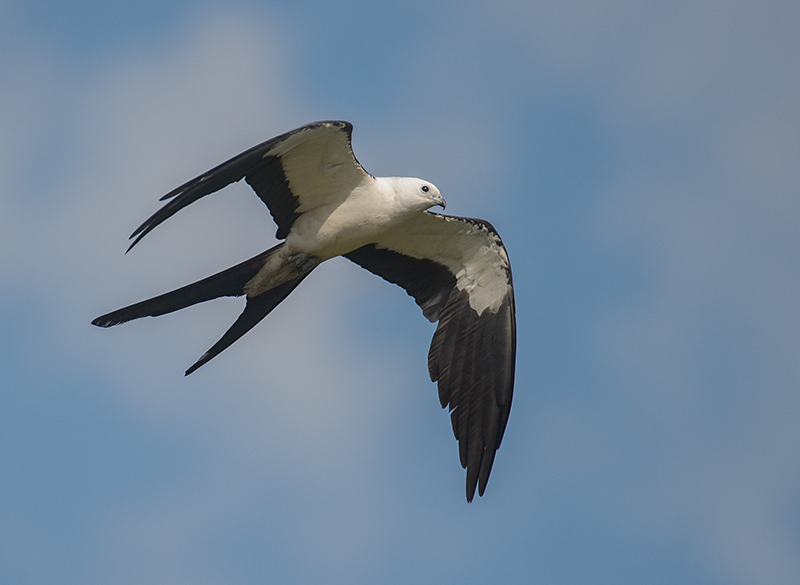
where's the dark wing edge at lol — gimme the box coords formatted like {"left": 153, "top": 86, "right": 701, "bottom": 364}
{"left": 126, "top": 121, "right": 354, "bottom": 251}
{"left": 344, "top": 231, "right": 516, "bottom": 502}
{"left": 429, "top": 276, "right": 516, "bottom": 501}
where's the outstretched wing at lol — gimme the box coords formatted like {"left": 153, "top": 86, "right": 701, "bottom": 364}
{"left": 127, "top": 120, "right": 370, "bottom": 250}
{"left": 345, "top": 212, "right": 516, "bottom": 502}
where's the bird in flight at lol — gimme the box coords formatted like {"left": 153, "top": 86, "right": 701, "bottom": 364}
{"left": 93, "top": 121, "right": 516, "bottom": 501}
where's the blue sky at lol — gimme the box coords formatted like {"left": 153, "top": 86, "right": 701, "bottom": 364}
{"left": 2, "top": 1, "right": 799, "bottom": 583}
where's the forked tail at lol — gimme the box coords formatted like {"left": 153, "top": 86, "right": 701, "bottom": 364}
{"left": 92, "top": 243, "right": 314, "bottom": 374}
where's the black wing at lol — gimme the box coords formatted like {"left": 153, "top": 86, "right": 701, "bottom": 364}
{"left": 345, "top": 214, "right": 516, "bottom": 502}
{"left": 127, "top": 120, "right": 369, "bottom": 250}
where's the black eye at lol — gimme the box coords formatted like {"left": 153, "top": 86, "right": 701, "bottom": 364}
{"left": 421, "top": 185, "right": 429, "bottom": 193}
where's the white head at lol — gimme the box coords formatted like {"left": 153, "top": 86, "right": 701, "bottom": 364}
{"left": 389, "top": 177, "right": 446, "bottom": 212}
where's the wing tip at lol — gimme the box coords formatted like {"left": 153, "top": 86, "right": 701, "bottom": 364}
{"left": 126, "top": 222, "right": 152, "bottom": 252}
{"left": 92, "top": 313, "right": 124, "bottom": 328}
{"left": 466, "top": 478, "right": 477, "bottom": 503}
{"left": 185, "top": 356, "right": 206, "bottom": 376}
{"left": 125, "top": 237, "right": 141, "bottom": 254}
{"left": 91, "top": 316, "right": 109, "bottom": 328}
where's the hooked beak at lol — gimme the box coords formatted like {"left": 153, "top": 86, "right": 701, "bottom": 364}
{"left": 433, "top": 195, "right": 446, "bottom": 210}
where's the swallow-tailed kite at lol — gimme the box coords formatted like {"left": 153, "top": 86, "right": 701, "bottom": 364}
{"left": 93, "top": 121, "right": 516, "bottom": 501}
